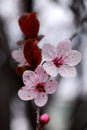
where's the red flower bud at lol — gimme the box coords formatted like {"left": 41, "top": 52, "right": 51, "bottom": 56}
{"left": 39, "top": 113, "right": 50, "bottom": 125}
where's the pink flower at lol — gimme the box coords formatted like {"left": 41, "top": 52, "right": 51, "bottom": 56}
{"left": 12, "top": 48, "right": 28, "bottom": 66}
{"left": 18, "top": 66, "right": 58, "bottom": 107}
{"left": 42, "top": 39, "right": 81, "bottom": 77}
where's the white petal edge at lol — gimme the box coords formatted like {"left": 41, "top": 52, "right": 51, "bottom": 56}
{"left": 45, "top": 80, "right": 58, "bottom": 94}
{"left": 12, "top": 48, "right": 26, "bottom": 64}
{"left": 64, "top": 50, "right": 82, "bottom": 66}
{"left": 42, "top": 44, "right": 56, "bottom": 61}
{"left": 18, "top": 87, "right": 35, "bottom": 100}
{"left": 34, "top": 92, "right": 48, "bottom": 107}
{"left": 43, "top": 61, "right": 58, "bottom": 77}
{"left": 59, "top": 65, "right": 76, "bottom": 77}
{"left": 12, "top": 50, "right": 20, "bottom": 62}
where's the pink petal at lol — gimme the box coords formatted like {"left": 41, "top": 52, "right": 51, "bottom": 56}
{"left": 45, "top": 80, "right": 58, "bottom": 94}
{"left": 59, "top": 65, "right": 76, "bottom": 77}
{"left": 42, "top": 44, "right": 56, "bottom": 61}
{"left": 34, "top": 92, "right": 48, "bottom": 107}
{"left": 57, "top": 39, "right": 71, "bottom": 55}
{"left": 64, "top": 50, "right": 82, "bottom": 66}
{"left": 23, "top": 70, "right": 36, "bottom": 86}
{"left": 12, "top": 48, "right": 27, "bottom": 65}
{"left": 43, "top": 61, "right": 58, "bottom": 77}
{"left": 18, "top": 86, "right": 35, "bottom": 100}
{"left": 35, "top": 66, "right": 49, "bottom": 82}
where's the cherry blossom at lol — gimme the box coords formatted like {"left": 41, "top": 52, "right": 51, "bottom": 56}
{"left": 18, "top": 66, "right": 58, "bottom": 107}
{"left": 12, "top": 47, "right": 28, "bottom": 66}
{"left": 42, "top": 39, "right": 81, "bottom": 77}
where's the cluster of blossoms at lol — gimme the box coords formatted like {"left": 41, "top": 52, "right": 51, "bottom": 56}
{"left": 12, "top": 12, "right": 81, "bottom": 108}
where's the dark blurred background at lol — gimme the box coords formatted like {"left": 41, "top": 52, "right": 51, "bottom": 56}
{"left": 0, "top": 0, "right": 87, "bottom": 130}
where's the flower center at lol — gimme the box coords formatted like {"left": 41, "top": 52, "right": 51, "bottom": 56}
{"left": 35, "top": 83, "right": 45, "bottom": 92}
{"left": 53, "top": 55, "right": 64, "bottom": 67}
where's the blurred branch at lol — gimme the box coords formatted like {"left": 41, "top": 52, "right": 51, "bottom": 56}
{"left": 80, "top": 122, "right": 87, "bottom": 130}
{"left": 0, "top": 17, "right": 14, "bottom": 130}
{"left": 23, "top": 0, "right": 33, "bottom": 12}
{"left": 70, "top": 0, "right": 86, "bottom": 25}
{"left": 0, "top": 17, "right": 10, "bottom": 57}
{"left": 70, "top": 14, "right": 87, "bottom": 40}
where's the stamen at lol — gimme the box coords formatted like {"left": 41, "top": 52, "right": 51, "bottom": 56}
{"left": 53, "top": 55, "right": 64, "bottom": 67}
{"left": 35, "top": 83, "right": 45, "bottom": 92}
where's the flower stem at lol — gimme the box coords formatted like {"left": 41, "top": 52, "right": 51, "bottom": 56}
{"left": 36, "top": 107, "right": 40, "bottom": 130}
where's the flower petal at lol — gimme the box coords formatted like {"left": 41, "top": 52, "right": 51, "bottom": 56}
{"left": 18, "top": 86, "right": 35, "bottom": 100}
{"left": 42, "top": 44, "right": 56, "bottom": 60}
{"left": 34, "top": 92, "right": 48, "bottom": 107}
{"left": 12, "top": 48, "right": 27, "bottom": 65}
{"left": 43, "top": 61, "right": 58, "bottom": 77}
{"left": 35, "top": 66, "right": 49, "bottom": 82}
{"left": 59, "top": 65, "right": 76, "bottom": 77}
{"left": 45, "top": 80, "right": 58, "bottom": 94}
{"left": 23, "top": 70, "right": 36, "bottom": 86}
{"left": 57, "top": 39, "right": 71, "bottom": 55}
{"left": 64, "top": 50, "right": 82, "bottom": 66}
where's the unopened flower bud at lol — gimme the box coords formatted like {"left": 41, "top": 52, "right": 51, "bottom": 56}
{"left": 39, "top": 113, "right": 50, "bottom": 125}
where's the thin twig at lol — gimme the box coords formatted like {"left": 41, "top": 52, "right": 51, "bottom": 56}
{"left": 36, "top": 107, "right": 40, "bottom": 130}
{"left": 70, "top": 14, "right": 87, "bottom": 40}
{"left": 69, "top": 27, "right": 81, "bottom": 40}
